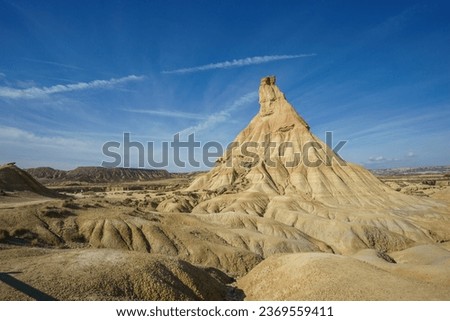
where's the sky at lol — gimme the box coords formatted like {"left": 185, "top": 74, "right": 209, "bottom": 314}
{"left": 0, "top": 0, "right": 449, "bottom": 171}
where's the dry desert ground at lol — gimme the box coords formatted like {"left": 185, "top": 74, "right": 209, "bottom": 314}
{"left": 1, "top": 77, "right": 449, "bottom": 301}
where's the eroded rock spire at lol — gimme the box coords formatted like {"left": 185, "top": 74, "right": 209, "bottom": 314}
{"left": 258, "top": 76, "right": 310, "bottom": 130}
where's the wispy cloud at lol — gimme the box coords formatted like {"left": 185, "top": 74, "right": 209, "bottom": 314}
{"left": 366, "top": 151, "right": 418, "bottom": 165}
{"left": 124, "top": 109, "right": 207, "bottom": 120}
{"left": 0, "top": 126, "right": 102, "bottom": 169}
{"left": 23, "top": 58, "right": 83, "bottom": 70}
{"left": 368, "top": 155, "right": 399, "bottom": 163}
{"left": 406, "top": 151, "right": 416, "bottom": 158}
{"left": 163, "top": 54, "right": 316, "bottom": 74}
{"left": 180, "top": 91, "right": 258, "bottom": 134}
{"left": 0, "top": 126, "right": 89, "bottom": 149}
{"left": 0, "top": 75, "right": 145, "bottom": 99}
{"left": 370, "top": 5, "right": 419, "bottom": 38}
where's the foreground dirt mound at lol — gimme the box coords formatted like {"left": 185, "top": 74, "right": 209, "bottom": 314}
{"left": 238, "top": 245, "right": 450, "bottom": 300}
{"left": 0, "top": 164, "right": 60, "bottom": 198}
{"left": 0, "top": 248, "right": 228, "bottom": 300}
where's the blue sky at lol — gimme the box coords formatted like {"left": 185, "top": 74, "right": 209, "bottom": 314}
{"left": 0, "top": 0, "right": 449, "bottom": 171}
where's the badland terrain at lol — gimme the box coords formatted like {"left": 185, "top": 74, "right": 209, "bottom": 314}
{"left": 1, "top": 77, "right": 449, "bottom": 300}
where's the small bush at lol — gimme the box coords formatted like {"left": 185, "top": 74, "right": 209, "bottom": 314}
{"left": 63, "top": 229, "right": 86, "bottom": 243}
{"left": 41, "top": 208, "right": 74, "bottom": 218}
{"left": 0, "top": 229, "right": 10, "bottom": 242}
{"left": 62, "top": 200, "right": 80, "bottom": 209}
{"left": 150, "top": 200, "right": 160, "bottom": 208}
{"left": 122, "top": 198, "right": 133, "bottom": 205}
{"left": 12, "top": 228, "right": 37, "bottom": 240}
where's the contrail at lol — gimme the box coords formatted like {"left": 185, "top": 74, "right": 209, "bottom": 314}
{"left": 163, "top": 54, "right": 316, "bottom": 74}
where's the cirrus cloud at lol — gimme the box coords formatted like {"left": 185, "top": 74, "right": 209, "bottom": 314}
{"left": 180, "top": 91, "right": 258, "bottom": 135}
{"left": 163, "top": 54, "right": 316, "bottom": 74}
{"left": 0, "top": 75, "right": 145, "bottom": 99}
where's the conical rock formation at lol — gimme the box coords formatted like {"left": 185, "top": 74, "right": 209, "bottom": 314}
{"left": 185, "top": 76, "right": 449, "bottom": 254}
{"left": 189, "top": 76, "right": 417, "bottom": 206}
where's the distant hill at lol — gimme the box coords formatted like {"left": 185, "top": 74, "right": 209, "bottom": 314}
{"left": 371, "top": 165, "right": 450, "bottom": 176}
{"left": 0, "top": 163, "right": 61, "bottom": 197}
{"left": 26, "top": 166, "right": 171, "bottom": 184}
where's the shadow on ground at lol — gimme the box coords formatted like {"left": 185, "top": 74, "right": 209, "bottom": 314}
{"left": 0, "top": 272, "right": 57, "bottom": 301}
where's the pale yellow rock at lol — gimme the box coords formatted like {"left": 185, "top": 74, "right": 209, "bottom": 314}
{"left": 238, "top": 250, "right": 450, "bottom": 300}
{"left": 188, "top": 76, "right": 450, "bottom": 254}
{"left": 0, "top": 248, "right": 228, "bottom": 300}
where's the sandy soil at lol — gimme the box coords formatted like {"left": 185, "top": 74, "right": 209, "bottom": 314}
{"left": 1, "top": 181, "right": 449, "bottom": 300}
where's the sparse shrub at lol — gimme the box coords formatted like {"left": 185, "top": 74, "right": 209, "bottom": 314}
{"left": 41, "top": 208, "right": 74, "bottom": 218}
{"left": 12, "top": 228, "right": 38, "bottom": 240}
{"left": 122, "top": 198, "right": 136, "bottom": 206}
{"left": 72, "top": 234, "right": 86, "bottom": 243}
{"left": 0, "top": 229, "right": 10, "bottom": 242}
{"left": 63, "top": 229, "right": 86, "bottom": 243}
{"left": 150, "top": 200, "right": 160, "bottom": 208}
{"left": 82, "top": 203, "right": 98, "bottom": 208}
{"left": 62, "top": 200, "right": 80, "bottom": 209}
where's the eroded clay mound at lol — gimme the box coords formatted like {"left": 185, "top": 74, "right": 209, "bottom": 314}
{"left": 0, "top": 163, "right": 60, "bottom": 198}
{"left": 0, "top": 248, "right": 228, "bottom": 300}
{"left": 238, "top": 245, "right": 450, "bottom": 300}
